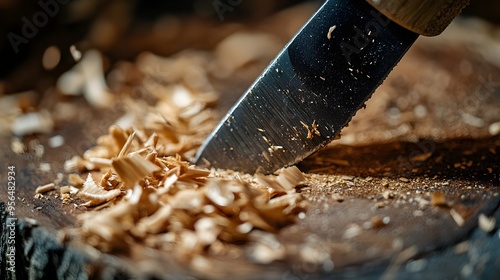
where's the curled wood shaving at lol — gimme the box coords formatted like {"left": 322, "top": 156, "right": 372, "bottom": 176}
{"left": 78, "top": 174, "right": 122, "bottom": 207}
{"left": 99, "top": 170, "right": 121, "bottom": 190}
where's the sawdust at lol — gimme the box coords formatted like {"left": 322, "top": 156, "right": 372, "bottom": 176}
{"left": 301, "top": 120, "right": 321, "bottom": 140}
{"left": 34, "top": 43, "right": 318, "bottom": 272}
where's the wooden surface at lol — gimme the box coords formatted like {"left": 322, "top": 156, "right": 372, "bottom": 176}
{"left": 1, "top": 13, "right": 500, "bottom": 280}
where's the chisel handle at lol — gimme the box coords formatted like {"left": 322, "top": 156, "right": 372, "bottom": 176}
{"left": 366, "top": 0, "right": 470, "bottom": 36}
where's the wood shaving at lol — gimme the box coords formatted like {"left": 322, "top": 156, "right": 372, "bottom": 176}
{"left": 331, "top": 193, "right": 344, "bottom": 202}
{"left": 48, "top": 135, "right": 65, "bottom": 148}
{"left": 67, "top": 147, "right": 305, "bottom": 261}
{"left": 371, "top": 215, "right": 390, "bottom": 229}
{"left": 42, "top": 45, "right": 61, "bottom": 70}
{"left": 430, "top": 192, "right": 447, "bottom": 207}
{"left": 301, "top": 120, "right": 321, "bottom": 140}
{"left": 382, "top": 191, "right": 395, "bottom": 200}
{"left": 327, "top": 25, "right": 336, "bottom": 40}
{"left": 35, "top": 183, "right": 56, "bottom": 194}
{"left": 111, "top": 153, "right": 161, "bottom": 188}
{"left": 478, "top": 214, "right": 496, "bottom": 233}
{"left": 77, "top": 174, "right": 122, "bottom": 207}
{"left": 39, "top": 163, "right": 51, "bottom": 172}
{"left": 68, "top": 173, "right": 85, "bottom": 187}
{"left": 410, "top": 152, "right": 432, "bottom": 162}
{"left": 343, "top": 223, "right": 362, "bottom": 239}
{"left": 70, "top": 45, "right": 82, "bottom": 62}
{"left": 11, "top": 110, "right": 54, "bottom": 136}
{"left": 399, "top": 177, "right": 410, "bottom": 183}
{"left": 450, "top": 209, "right": 465, "bottom": 227}
{"left": 454, "top": 241, "right": 469, "bottom": 255}
{"left": 60, "top": 186, "right": 71, "bottom": 194}
{"left": 10, "top": 138, "right": 25, "bottom": 154}
{"left": 325, "top": 158, "right": 350, "bottom": 166}
{"left": 57, "top": 49, "right": 114, "bottom": 108}
{"left": 256, "top": 166, "right": 305, "bottom": 193}
{"left": 249, "top": 231, "right": 286, "bottom": 264}
{"left": 489, "top": 121, "right": 500, "bottom": 136}
{"left": 50, "top": 47, "right": 309, "bottom": 272}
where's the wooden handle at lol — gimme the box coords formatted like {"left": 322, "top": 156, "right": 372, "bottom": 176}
{"left": 365, "top": 0, "right": 470, "bottom": 36}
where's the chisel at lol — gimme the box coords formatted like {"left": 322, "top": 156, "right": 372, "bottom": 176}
{"left": 195, "top": 0, "right": 470, "bottom": 174}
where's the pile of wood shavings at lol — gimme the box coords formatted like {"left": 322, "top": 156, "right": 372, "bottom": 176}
{"left": 53, "top": 47, "right": 308, "bottom": 270}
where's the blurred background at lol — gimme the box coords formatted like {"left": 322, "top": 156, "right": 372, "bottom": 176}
{"left": 0, "top": 0, "right": 498, "bottom": 97}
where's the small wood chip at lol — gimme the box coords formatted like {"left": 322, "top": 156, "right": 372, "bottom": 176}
{"left": 11, "top": 110, "right": 54, "bottom": 136}
{"left": 331, "top": 193, "right": 344, "bottom": 202}
{"left": 450, "top": 209, "right": 465, "bottom": 227}
{"left": 89, "top": 157, "right": 113, "bottom": 167}
{"left": 341, "top": 175, "right": 354, "bottom": 181}
{"left": 325, "top": 159, "right": 350, "bottom": 166}
{"left": 300, "top": 120, "right": 320, "bottom": 140}
{"left": 275, "top": 166, "right": 305, "bottom": 191}
{"left": 69, "top": 45, "right": 82, "bottom": 61}
{"left": 60, "top": 186, "right": 71, "bottom": 194}
{"left": 68, "top": 173, "right": 85, "bottom": 187}
{"left": 343, "top": 223, "right": 362, "bottom": 239}
{"left": 256, "top": 166, "right": 304, "bottom": 192}
{"left": 489, "top": 121, "right": 500, "bottom": 136}
{"left": 430, "top": 192, "right": 447, "bottom": 207}
{"left": 118, "top": 131, "right": 137, "bottom": 158}
{"left": 454, "top": 241, "right": 469, "bottom": 254}
{"left": 36, "top": 183, "right": 56, "bottom": 194}
{"left": 371, "top": 215, "right": 390, "bottom": 229}
{"left": 375, "top": 202, "right": 385, "bottom": 208}
{"left": 48, "top": 135, "right": 65, "bottom": 148}
{"left": 382, "top": 191, "right": 394, "bottom": 200}
{"left": 478, "top": 214, "right": 496, "bottom": 233}
{"left": 410, "top": 152, "right": 432, "bottom": 162}
{"left": 327, "top": 25, "right": 336, "bottom": 40}
{"left": 10, "top": 138, "right": 25, "bottom": 154}
{"left": 39, "top": 163, "right": 51, "bottom": 172}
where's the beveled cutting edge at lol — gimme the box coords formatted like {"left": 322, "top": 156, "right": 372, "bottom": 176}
{"left": 195, "top": 0, "right": 418, "bottom": 174}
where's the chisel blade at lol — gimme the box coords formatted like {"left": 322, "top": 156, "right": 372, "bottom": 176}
{"left": 195, "top": 0, "right": 418, "bottom": 174}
